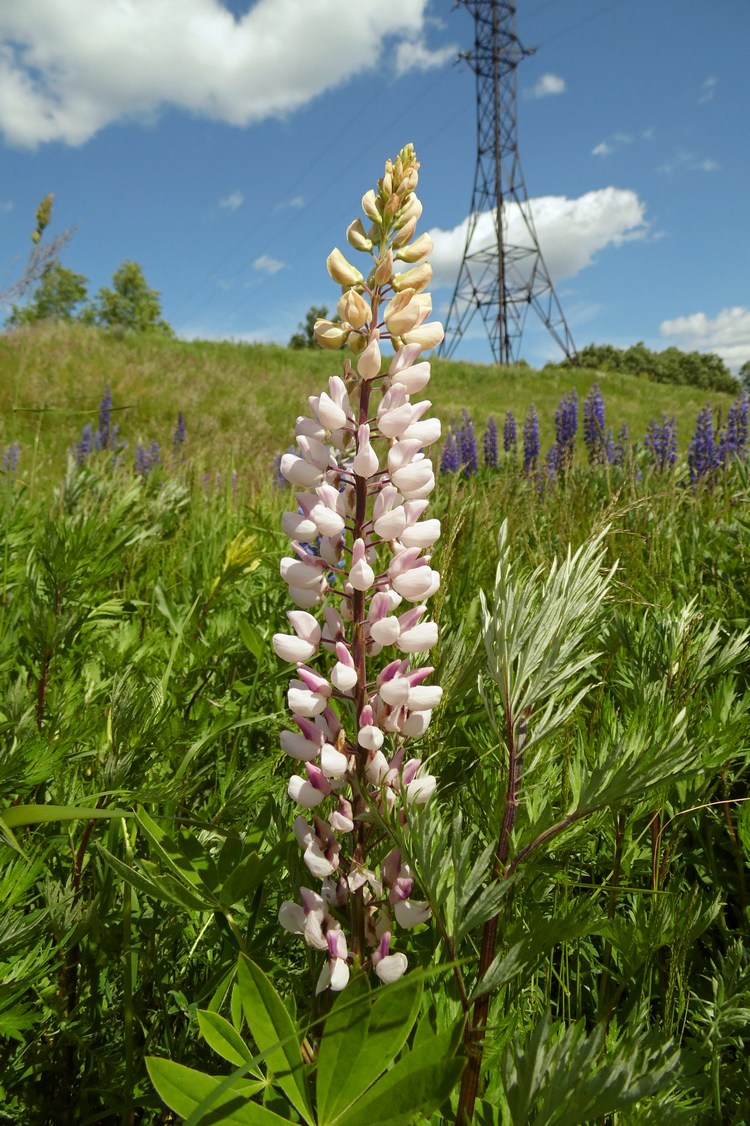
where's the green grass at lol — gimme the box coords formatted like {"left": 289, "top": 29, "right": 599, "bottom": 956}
{"left": 0, "top": 321, "right": 739, "bottom": 489}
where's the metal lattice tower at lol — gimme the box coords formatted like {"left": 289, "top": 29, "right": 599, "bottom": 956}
{"left": 440, "top": 0, "right": 576, "bottom": 365}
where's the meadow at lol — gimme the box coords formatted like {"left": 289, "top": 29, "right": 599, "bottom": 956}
{"left": 1, "top": 174, "right": 750, "bottom": 1122}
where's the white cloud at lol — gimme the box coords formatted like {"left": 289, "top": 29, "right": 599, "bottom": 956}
{"left": 427, "top": 187, "right": 649, "bottom": 290}
{"left": 0, "top": 0, "right": 431, "bottom": 147}
{"left": 592, "top": 141, "right": 613, "bottom": 157}
{"left": 660, "top": 307, "right": 750, "bottom": 372}
{"left": 394, "top": 37, "right": 456, "bottom": 76}
{"left": 527, "top": 73, "right": 566, "bottom": 99}
{"left": 698, "top": 159, "right": 720, "bottom": 172}
{"left": 288, "top": 195, "right": 305, "bottom": 209}
{"left": 253, "top": 254, "right": 285, "bottom": 275}
{"left": 219, "top": 190, "right": 244, "bottom": 211}
{"left": 698, "top": 76, "right": 717, "bottom": 104}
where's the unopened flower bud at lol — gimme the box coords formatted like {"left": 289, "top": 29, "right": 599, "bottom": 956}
{"left": 372, "top": 249, "right": 394, "bottom": 287}
{"left": 392, "top": 216, "right": 418, "bottom": 248}
{"left": 337, "top": 288, "right": 371, "bottom": 330}
{"left": 357, "top": 336, "right": 382, "bottom": 379}
{"left": 314, "top": 319, "right": 349, "bottom": 349}
{"left": 394, "top": 232, "right": 434, "bottom": 264}
{"left": 402, "top": 321, "right": 445, "bottom": 351}
{"left": 346, "top": 218, "right": 373, "bottom": 253}
{"left": 347, "top": 331, "right": 367, "bottom": 354}
{"left": 362, "top": 189, "right": 382, "bottom": 223}
{"left": 392, "top": 263, "right": 432, "bottom": 294}
{"left": 327, "top": 248, "right": 363, "bottom": 287}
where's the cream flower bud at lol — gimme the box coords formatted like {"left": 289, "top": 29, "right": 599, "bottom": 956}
{"left": 398, "top": 193, "right": 423, "bottom": 227}
{"left": 281, "top": 510, "right": 318, "bottom": 540}
{"left": 327, "top": 248, "right": 363, "bottom": 287}
{"left": 392, "top": 263, "right": 432, "bottom": 294}
{"left": 280, "top": 453, "right": 323, "bottom": 488}
{"left": 346, "top": 218, "right": 373, "bottom": 252}
{"left": 287, "top": 584, "right": 324, "bottom": 608}
{"left": 402, "top": 417, "right": 442, "bottom": 447}
{"left": 397, "top": 621, "right": 438, "bottom": 654}
{"left": 407, "top": 685, "right": 443, "bottom": 711}
{"left": 390, "top": 361, "right": 432, "bottom": 394}
{"left": 316, "top": 391, "right": 348, "bottom": 431}
{"left": 362, "top": 189, "right": 382, "bottom": 222}
{"left": 369, "top": 616, "right": 401, "bottom": 646}
{"left": 357, "top": 336, "right": 382, "bottom": 380}
{"left": 372, "top": 250, "right": 394, "bottom": 287}
{"left": 337, "top": 288, "right": 371, "bottom": 330}
{"left": 399, "top": 518, "right": 441, "bottom": 549}
{"left": 391, "top": 216, "right": 418, "bottom": 248}
{"left": 378, "top": 402, "right": 415, "bottom": 440}
{"left": 314, "top": 319, "right": 349, "bottom": 349}
{"left": 402, "top": 322, "right": 445, "bottom": 351}
{"left": 394, "top": 232, "right": 434, "bottom": 264}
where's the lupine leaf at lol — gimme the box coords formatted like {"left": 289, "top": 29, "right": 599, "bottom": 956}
{"left": 333, "top": 1029, "right": 464, "bottom": 1126}
{"left": 236, "top": 956, "right": 312, "bottom": 1123}
{"left": 198, "top": 1009, "right": 255, "bottom": 1068}
{"left": 316, "top": 970, "right": 370, "bottom": 1124}
{"left": 146, "top": 1058, "right": 274, "bottom": 1124}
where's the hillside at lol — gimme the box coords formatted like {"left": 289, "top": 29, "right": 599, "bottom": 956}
{"left": 0, "top": 321, "right": 739, "bottom": 488}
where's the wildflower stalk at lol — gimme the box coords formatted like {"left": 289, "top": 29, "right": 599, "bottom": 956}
{"left": 274, "top": 146, "right": 444, "bottom": 992}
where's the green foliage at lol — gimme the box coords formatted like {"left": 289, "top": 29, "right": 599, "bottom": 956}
{"left": 572, "top": 339, "right": 738, "bottom": 393}
{"left": 7, "top": 262, "right": 89, "bottom": 326}
{"left": 739, "top": 359, "right": 750, "bottom": 393}
{"left": 88, "top": 259, "right": 173, "bottom": 335}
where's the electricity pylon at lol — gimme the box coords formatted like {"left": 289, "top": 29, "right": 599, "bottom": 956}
{"left": 440, "top": 0, "right": 576, "bottom": 365}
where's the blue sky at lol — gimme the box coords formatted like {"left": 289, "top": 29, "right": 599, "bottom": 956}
{"left": 0, "top": 0, "right": 748, "bottom": 372}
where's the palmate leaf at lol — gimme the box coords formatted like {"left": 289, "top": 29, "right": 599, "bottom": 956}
{"left": 146, "top": 1058, "right": 274, "bottom": 1124}
{"left": 236, "top": 956, "right": 313, "bottom": 1124}
{"left": 481, "top": 520, "right": 615, "bottom": 758}
{"left": 499, "top": 1012, "right": 680, "bottom": 1126}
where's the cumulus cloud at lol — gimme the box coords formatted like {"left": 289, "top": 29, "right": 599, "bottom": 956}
{"left": 427, "top": 187, "right": 649, "bottom": 290}
{"left": 393, "top": 37, "right": 456, "bottom": 76}
{"left": 0, "top": 0, "right": 432, "bottom": 147}
{"left": 219, "top": 190, "right": 244, "bottom": 211}
{"left": 592, "top": 141, "right": 613, "bottom": 157}
{"left": 660, "top": 307, "right": 750, "bottom": 372}
{"left": 253, "top": 254, "right": 285, "bottom": 275}
{"left": 526, "top": 73, "right": 566, "bottom": 99}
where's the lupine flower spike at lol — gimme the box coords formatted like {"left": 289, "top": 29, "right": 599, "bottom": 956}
{"left": 275, "top": 146, "right": 442, "bottom": 992}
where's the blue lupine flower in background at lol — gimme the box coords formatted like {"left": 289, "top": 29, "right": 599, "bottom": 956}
{"left": 503, "top": 410, "right": 517, "bottom": 459}
{"left": 612, "top": 424, "right": 630, "bottom": 468}
{"left": 135, "top": 441, "right": 161, "bottom": 477}
{"left": 583, "top": 383, "right": 612, "bottom": 465}
{"left": 718, "top": 393, "right": 749, "bottom": 464}
{"left": 644, "top": 415, "right": 678, "bottom": 473}
{"left": 173, "top": 411, "right": 187, "bottom": 455}
{"left": 75, "top": 423, "right": 94, "bottom": 466}
{"left": 2, "top": 442, "right": 19, "bottom": 474}
{"left": 439, "top": 428, "right": 460, "bottom": 473}
{"left": 543, "top": 443, "right": 560, "bottom": 483}
{"left": 523, "top": 404, "right": 539, "bottom": 472}
{"left": 95, "top": 385, "right": 112, "bottom": 451}
{"left": 687, "top": 404, "right": 719, "bottom": 484}
{"left": 458, "top": 410, "right": 478, "bottom": 477}
{"left": 483, "top": 416, "right": 498, "bottom": 470}
{"left": 554, "top": 388, "right": 578, "bottom": 469}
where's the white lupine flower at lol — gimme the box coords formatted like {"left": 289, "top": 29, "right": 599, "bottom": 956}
{"left": 317, "top": 391, "right": 348, "bottom": 431}
{"left": 399, "top": 518, "right": 441, "bottom": 550}
{"left": 273, "top": 148, "right": 444, "bottom": 991}
{"left": 352, "top": 424, "right": 379, "bottom": 478}
{"left": 280, "top": 453, "right": 323, "bottom": 488}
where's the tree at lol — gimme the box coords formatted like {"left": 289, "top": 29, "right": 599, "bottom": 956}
{"left": 91, "top": 260, "right": 172, "bottom": 335}
{"left": 7, "top": 262, "right": 89, "bottom": 326}
{"left": 288, "top": 305, "right": 330, "bottom": 349}
{"left": 739, "top": 361, "right": 750, "bottom": 393}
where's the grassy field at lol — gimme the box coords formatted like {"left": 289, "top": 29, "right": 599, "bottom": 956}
{"left": 1, "top": 320, "right": 749, "bottom": 1123}
{"left": 0, "top": 321, "right": 739, "bottom": 489}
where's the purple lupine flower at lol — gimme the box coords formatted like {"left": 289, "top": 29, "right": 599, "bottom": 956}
{"left": 2, "top": 442, "right": 19, "bottom": 474}
{"left": 544, "top": 444, "right": 560, "bottom": 483}
{"left": 612, "top": 424, "right": 630, "bottom": 468}
{"left": 95, "top": 385, "right": 112, "bottom": 450}
{"left": 76, "top": 423, "right": 94, "bottom": 466}
{"left": 135, "top": 440, "right": 161, "bottom": 477}
{"left": 718, "top": 394, "right": 749, "bottom": 464}
{"left": 688, "top": 403, "right": 719, "bottom": 484}
{"left": 583, "top": 383, "right": 610, "bottom": 465}
{"left": 440, "top": 428, "right": 460, "bottom": 474}
{"left": 483, "top": 416, "right": 498, "bottom": 470}
{"left": 458, "top": 410, "right": 478, "bottom": 477}
{"left": 644, "top": 415, "right": 678, "bottom": 473}
{"left": 173, "top": 411, "right": 186, "bottom": 455}
{"left": 503, "top": 410, "right": 517, "bottom": 459}
{"left": 523, "top": 405, "right": 539, "bottom": 472}
{"left": 554, "top": 389, "right": 578, "bottom": 469}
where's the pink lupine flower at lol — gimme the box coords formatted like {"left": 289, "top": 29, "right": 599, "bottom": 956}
{"left": 273, "top": 146, "right": 442, "bottom": 991}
